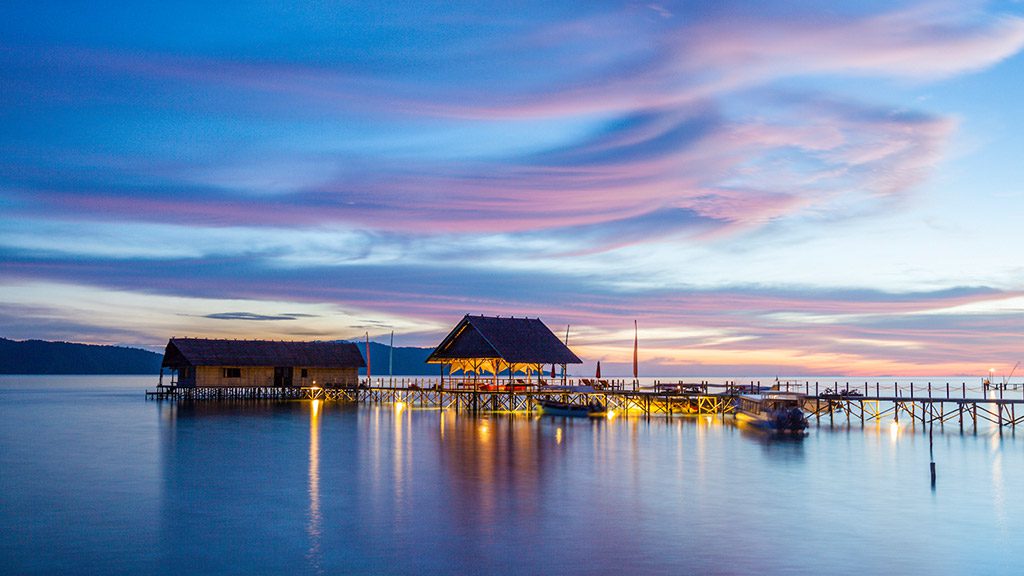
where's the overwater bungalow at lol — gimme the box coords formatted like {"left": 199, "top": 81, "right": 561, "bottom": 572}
{"left": 427, "top": 314, "right": 582, "bottom": 386}
{"left": 161, "top": 338, "right": 365, "bottom": 388}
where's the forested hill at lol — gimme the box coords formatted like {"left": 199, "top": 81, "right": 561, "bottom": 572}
{"left": 357, "top": 341, "right": 435, "bottom": 376}
{"left": 0, "top": 338, "right": 163, "bottom": 374}
{"left": 0, "top": 337, "right": 438, "bottom": 376}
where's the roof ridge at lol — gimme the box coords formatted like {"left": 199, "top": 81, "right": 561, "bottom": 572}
{"left": 465, "top": 316, "right": 506, "bottom": 359}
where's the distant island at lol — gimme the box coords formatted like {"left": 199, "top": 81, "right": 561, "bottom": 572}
{"left": 0, "top": 338, "right": 164, "bottom": 374}
{"left": 0, "top": 337, "right": 436, "bottom": 376}
{"left": 357, "top": 341, "right": 434, "bottom": 376}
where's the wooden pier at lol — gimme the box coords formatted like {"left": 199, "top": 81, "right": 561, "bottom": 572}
{"left": 146, "top": 378, "right": 1024, "bottom": 430}
{"left": 145, "top": 384, "right": 357, "bottom": 401}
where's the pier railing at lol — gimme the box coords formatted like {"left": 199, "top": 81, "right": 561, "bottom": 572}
{"left": 146, "top": 377, "right": 1024, "bottom": 429}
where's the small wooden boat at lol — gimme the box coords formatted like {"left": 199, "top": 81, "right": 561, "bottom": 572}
{"left": 537, "top": 397, "right": 607, "bottom": 418}
{"left": 734, "top": 392, "right": 808, "bottom": 432}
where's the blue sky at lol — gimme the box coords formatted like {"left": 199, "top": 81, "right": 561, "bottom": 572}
{"left": 2, "top": 1, "right": 1024, "bottom": 375}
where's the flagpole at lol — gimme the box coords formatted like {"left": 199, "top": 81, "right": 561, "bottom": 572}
{"left": 633, "top": 320, "right": 638, "bottom": 391}
{"left": 564, "top": 324, "right": 570, "bottom": 384}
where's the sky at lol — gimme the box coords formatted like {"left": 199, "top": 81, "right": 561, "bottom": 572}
{"left": 2, "top": 1, "right": 1024, "bottom": 376}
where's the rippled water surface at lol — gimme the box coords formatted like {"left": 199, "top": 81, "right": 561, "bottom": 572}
{"left": 2, "top": 376, "right": 1022, "bottom": 575}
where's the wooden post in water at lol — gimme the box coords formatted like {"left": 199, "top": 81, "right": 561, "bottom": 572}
{"left": 894, "top": 386, "right": 899, "bottom": 426}
{"left": 929, "top": 415, "right": 936, "bottom": 489}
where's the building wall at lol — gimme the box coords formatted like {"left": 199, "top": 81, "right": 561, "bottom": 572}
{"left": 294, "top": 367, "right": 358, "bottom": 387}
{"left": 175, "top": 366, "right": 196, "bottom": 387}
{"left": 192, "top": 366, "right": 358, "bottom": 387}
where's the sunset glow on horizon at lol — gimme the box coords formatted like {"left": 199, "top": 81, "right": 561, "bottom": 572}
{"left": 2, "top": 2, "right": 1023, "bottom": 376}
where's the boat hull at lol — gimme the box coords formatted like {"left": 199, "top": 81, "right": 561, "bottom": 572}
{"left": 734, "top": 394, "right": 809, "bottom": 432}
{"left": 537, "top": 399, "right": 606, "bottom": 418}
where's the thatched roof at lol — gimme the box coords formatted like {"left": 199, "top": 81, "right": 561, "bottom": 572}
{"left": 162, "top": 338, "right": 365, "bottom": 368}
{"left": 427, "top": 315, "right": 582, "bottom": 365}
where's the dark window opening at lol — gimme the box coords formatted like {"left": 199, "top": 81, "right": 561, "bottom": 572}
{"left": 223, "top": 368, "right": 241, "bottom": 378}
{"left": 301, "top": 368, "right": 308, "bottom": 378}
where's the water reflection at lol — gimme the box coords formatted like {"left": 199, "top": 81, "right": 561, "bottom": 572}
{"left": 990, "top": 430, "right": 1007, "bottom": 532}
{"left": 307, "top": 400, "right": 322, "bottom": 575}
{"left": 736, "top": 425, "right": 807, "bottom": 460}
{"left": 143, "top": 396, "right": 1024, "bottom": 576}
{"left": 436, "top": 412, "right": 552, "bottom": 532}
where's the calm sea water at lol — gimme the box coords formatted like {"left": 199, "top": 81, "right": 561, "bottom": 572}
{"left": 2, "top": 375, "right": 1022, "bottom": 575}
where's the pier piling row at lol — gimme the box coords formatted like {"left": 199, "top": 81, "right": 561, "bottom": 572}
{"left": 146, "top": 378, "right": 1024, "bottom": 429}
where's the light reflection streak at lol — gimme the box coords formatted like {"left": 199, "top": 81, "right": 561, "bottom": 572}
{"left": 695, "top": 415, "right": 708, "bottom": 485}
{"left": 307, "top": 400, "right": 323, "bottom": 575}
{"left": 989, "top": 432, "right": 1007, "bottom": 532}
{"left": 394, "top": 401, "right": 406, "bottom": 505}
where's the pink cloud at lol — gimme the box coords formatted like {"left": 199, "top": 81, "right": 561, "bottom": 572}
{"left": 7, "top": 3, "right": 1015, "bottom": 252}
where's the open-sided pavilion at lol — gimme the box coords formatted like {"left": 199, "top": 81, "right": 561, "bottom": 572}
{"left": 426, "top": 314, "right": 582, "bottom": 386}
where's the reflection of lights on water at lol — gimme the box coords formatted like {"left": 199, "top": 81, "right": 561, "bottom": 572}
{"left": 395, "top": 401, "right": 406, "bottom": 413}
{"left": 479, "top": 421, "right": 490, "bottom": 437}
{"left": 606, "top": 410, "right": 617, "bottom": 420}
{"left": 889, "top": 420, "right": 899, "bottom": 440}
{"left": 556, "top": 427, "right": 563, "bottom": 444}
{"left": 307, "top": 398, "right": 322, "bottom": 571}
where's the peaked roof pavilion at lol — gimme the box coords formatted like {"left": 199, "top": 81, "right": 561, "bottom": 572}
{"left": 427, "top": 315, "right": 581, "bottom": 381}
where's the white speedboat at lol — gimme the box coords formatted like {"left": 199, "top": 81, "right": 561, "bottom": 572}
{"left": 734, "top": 392, "right": 809, "bottom": 432}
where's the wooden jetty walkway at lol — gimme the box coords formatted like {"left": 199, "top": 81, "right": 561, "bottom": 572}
{"left": 146, "top": 377, "right": 1024, "bottom": 430}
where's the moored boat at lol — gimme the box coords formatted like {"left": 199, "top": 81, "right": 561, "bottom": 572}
{"left": 537, "top": 397, "right": 607, "bottom": 418}
{"left": 734, "top": 392, "right": 808, "bottom": 432}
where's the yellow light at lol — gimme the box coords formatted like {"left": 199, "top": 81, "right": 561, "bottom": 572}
{"left": 556, "top": 427, "right": 563, "bottom": 444}
{"left": 311, "top": 398, "right": 321, "bottom": 418}
{"left": 395, "top": 401, "right": 406, "bottom": 413}
{"left": 606, "top": 409, "right": 617, "bottom": 420}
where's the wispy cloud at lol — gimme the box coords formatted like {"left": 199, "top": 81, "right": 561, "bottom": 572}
{"left": 203, "top": 312, "right": 318, "bottom": 321}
